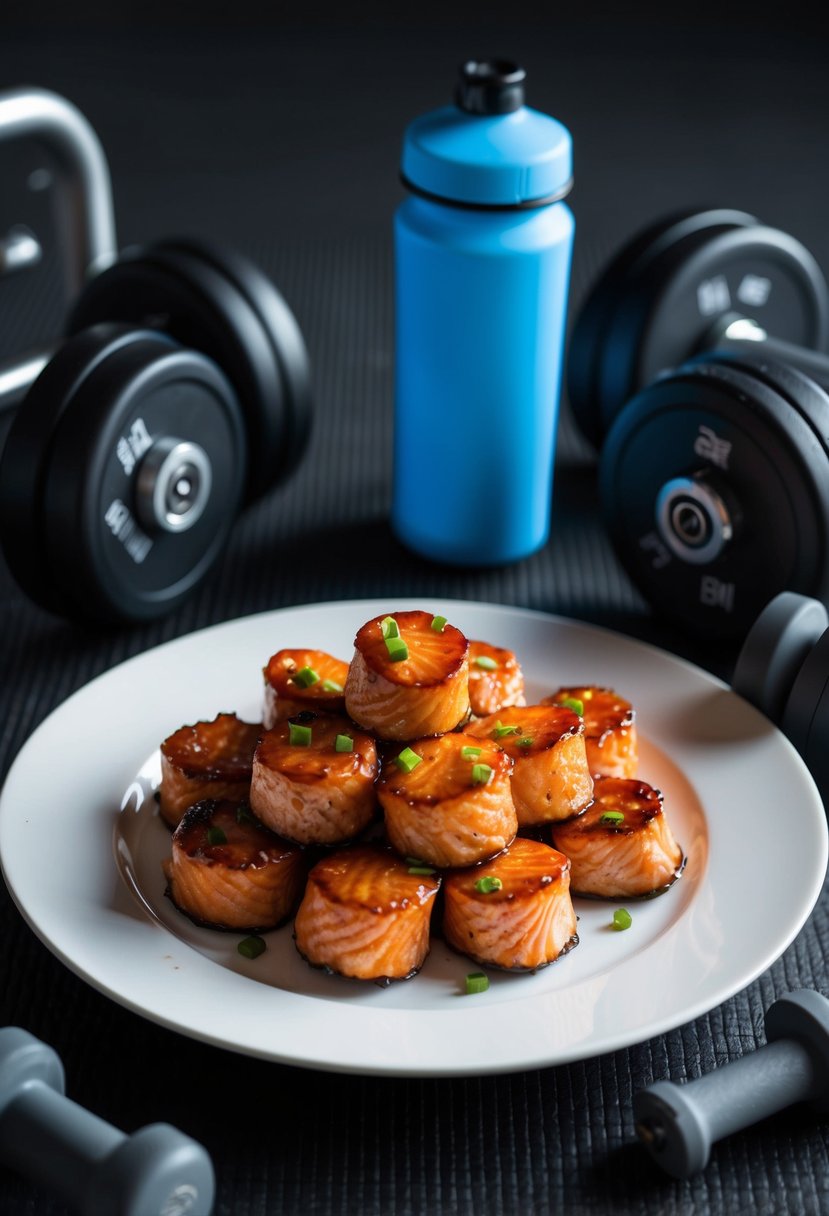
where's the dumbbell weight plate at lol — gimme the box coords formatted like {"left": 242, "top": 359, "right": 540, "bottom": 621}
{"left": 600, "top": 359, "right": 829, "bottom": 640}
{"left": 568, "top": 210, "right": 829, "bottom": 446}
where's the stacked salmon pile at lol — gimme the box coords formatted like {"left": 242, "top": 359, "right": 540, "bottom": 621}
{"left": 159, "top": 610, "right": 684, "bottom": 985}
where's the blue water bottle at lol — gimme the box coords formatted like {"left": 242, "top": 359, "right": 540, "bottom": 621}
{"left": 393, "top": 59, "right": 574, "bottom": 566}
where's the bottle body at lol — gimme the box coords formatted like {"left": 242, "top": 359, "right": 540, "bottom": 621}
{"left": 392, "top": 193, "right": 574, "bottom": 566}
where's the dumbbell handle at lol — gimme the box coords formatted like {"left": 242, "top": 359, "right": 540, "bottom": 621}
{"left": 0, "top": 1028, "right": 214, "bottom": 1216}
{"left": 633, "top": 990, "right": 829, "bottom": 1179}
{"left": 706, "top": 314, "right": 829, "bottom": 394}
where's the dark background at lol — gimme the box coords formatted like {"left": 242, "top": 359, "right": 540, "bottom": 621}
{"left": 2, "top": 7, "right": 829, "bottom": 1215}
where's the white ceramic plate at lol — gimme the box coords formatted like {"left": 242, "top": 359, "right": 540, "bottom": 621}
{"left": 1, "top": 598, "right": 826, "bottom": 1077}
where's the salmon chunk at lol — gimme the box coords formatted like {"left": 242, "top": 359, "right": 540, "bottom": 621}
{"left": 159, "top": 713, "right": 261, "bottom": 830}
{"left": 377, "top": 732, "right": 517, "bottom": 868}
{"left": 551, "top": 775, "right": 684, "bottom": 898}
{"left": 543, "top": 685, "right": 638, "bottom": 778}
{"left": 249, "top": 713, "right": 379, "bottom": 846}
{"left": 467, "top": 640, "right": 526, "bottom": 717}
{"left": 262, "top": 648, "right": 349, "bottom": 728}
{"left": 443, "top": 837, "right": 578, "bottom": 971}
{"left": 463, "top": 705, "right": 593, "bottom": 825}
{"left": 163, "top": 799, "right": 307, "bottom": 931}
{"left": 293, "top": 843, "right": 441, "bottom": 983}
{"left": 344, "top": 610, "right": 470, "bottom": 740}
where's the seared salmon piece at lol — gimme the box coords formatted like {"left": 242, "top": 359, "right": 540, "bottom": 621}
{"left": 344, "top": 610, "right": 470, "bottom": 741}
{"left": 377, "top": 732, "right": 516, "bottom": 868}
{"left": 443, "top": 837, "right": 578, "bottom": 971}
{"left": 543, "top": 685, "right": 638, "bottom": 778}
{"left": 550, "top": 775, "right": 684, "bottom": 898}
{"left": 163, "top": 799, "right": 307, "bottom": 931}
{"left": 249, "top": 713, "right": 379, "bottom": 846}
{"left": 463, "top": 705, "right": 593, "bottom": 826}
{"left": 468, "top": 640, "right": 526, "bottom": 717}
{"left": 262, "top": 648, "right": 349, "bottom": 728}
{"left": 294, "top": 843, "right": 441, "bottom": 983}
{"left": 159, "top": 713, "right": 261, "bottom": 830}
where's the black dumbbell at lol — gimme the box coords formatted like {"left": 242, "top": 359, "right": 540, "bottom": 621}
{"left": 567, "top": 208, "right": 829, "bottom": 639}
{"left": 0, "top": 1026, "right": 215, "bottom": 1215}
{"left": 633, "top": 989, "right": 829, "bottom": 1179}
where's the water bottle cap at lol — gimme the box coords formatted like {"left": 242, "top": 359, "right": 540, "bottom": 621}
{"left": 401, "top": 59, "right": 572, "bottom": 209}
{"left": 455, "top": 60, "right": 525, "bottom": 115}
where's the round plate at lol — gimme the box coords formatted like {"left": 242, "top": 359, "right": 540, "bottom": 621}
{"left": 1, "top": 598, "right": 826, "bottom": 1076}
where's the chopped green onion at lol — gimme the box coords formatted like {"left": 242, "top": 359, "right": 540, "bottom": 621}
{"left": 612, "top": 908, "right": 632, "bottom": 931}
{"left": 321, "top": 679, "right": 344, "bottom": 693}
{"left": 473, "top": 655, "right": 498, "bottom": 671}
{"left": 600, "top": 810, "right": 625, "bottom": 825}
{"left": 236, "top": 805, "right": 256, "bottom": 825}
{"left": 461, "top": 745, "right": 482, "bottom": 760}
{"left": 474, "top": 875, "right": 503, "bottom": 894}
{"left": 237, "top": 935, "right": 267, "bottom": 959}
{"left": 385, "top": 635, "right": 409, "bottom": 663}
{"left": 431, "top": 615, "right": 447, "bottom": 633}
{"left": 206, "top": 826, "right": 227, "bottom": 846}
{"left": 293, "top": 665, "right": 320, "bottom": 688}
{"left": 517, "top": 736, "right": 534, "bottom": 749}
{"left": 289, "top": 722, "right": 313, "bottom": 747}
{"left": 395, "top": 746, "right": 422, "bottom": 774}
{"left": 335, "top": 733, "right": 354, "bottom": 753}
{"left": 471, "top": 763, "right": 493, "bottom": 786}
{"left": 491, "top": 720, "right": 520, "bottom": 739}
{"left": 408, "top": 865, "right": 437, "bottom": 876}
{"left": 465, "top": 972, "right": 490, "bottom": 994}
{"left": 380, "top": 615, "right": 400, "bottom": 639}
{"left": 557, "top": 697, "right": 584, "bottom": 716}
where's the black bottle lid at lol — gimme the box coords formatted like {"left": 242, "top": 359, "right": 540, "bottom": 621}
{"left": 455, "top": 59, "right": 526, "bottom": 115}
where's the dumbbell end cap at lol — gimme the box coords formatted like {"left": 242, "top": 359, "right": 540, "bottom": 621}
{"left": 765, "top": 989, "right": 829, "bottom": 1112}
{"left": 0, "top": 1027, "right": 64, "bottom": 1118}
{"left": 632, "top": 1080, "right": 710, "bottom": 1179}
{"left": 93, "top": 1122, "right": 215, "bottom": 1216}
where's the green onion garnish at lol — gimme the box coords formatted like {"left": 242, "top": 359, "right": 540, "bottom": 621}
{"left": 293, "top": 666, "right": 320, "bottom": 688}
{"left": 237, "top": 935, "right": 267, "bottom": 959}
{"left": 491, "top": 720, "right": 520, "bottom": 739}
{"left": 408, "top": 865, "right": 437, "bottom": 876}
{"left": 431, "top": 615, "right": 447, "bottom": 633}
{"left": 517, "top": 736, "right": 534, "bottom": 749}
{"left": 600, "top": 810, "right": 625, "bottom": 825}
{"left": 471, "top": 763, "right": 493, "bottom": 786}
{"left": 612, "top": 908, "right": 632, "bottom": 931}
{"left": 289, "top": 722, "right": 313, "bottom": 747}
{"left": 465, "top": 972, "right": 490, "bottom": 994}
{"left": 385, "top": 636, "right": 409, "bottom": 662}
{"left": 461, "top": 745, "right": 482, "bottom": 760}
{"left": 206, "top": 826, "right": 227, "bottom": 846}
{"left": 335, "top": 733, "right": 354, "bottom": 753}
{"left": 321, "top": 679, "right": 344, "bottom": 693}
{"left": 395, "top": 747, "right": 422, "bottom": 774}
{"left": 473, "top": 655, "right": 498, "bottom": 671}
{"left": 474, "top": 875, "right": 502, "bottom": 894}
{"left": 380, "top": 615, "right": 400, "bottom": 639}
{"left": 236, "top": 805, "right": 256, "bottom": 825}
{"left": 557, "top": 697, "right": 584, "bottom": 716}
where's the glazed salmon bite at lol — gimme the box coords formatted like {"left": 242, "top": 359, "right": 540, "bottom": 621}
{"left": 262, "top": 648, "right": 349, "bottom": 728}
{"left": 249, "top": 712, "right": 379, "bottom": 846}
{"left": 163, "top": 798, "right": 307, "bottom": 932}
{"left": 378, "top": 732, "right": 517, "bottom": 868}
{"left": 294, "top": 843, "right": 441, "bottom": 983}
{"left": 159, "top": 712, "right": 262, "bottom": 830}
{"left": 463, "top": 704, "right": 593, "bottom": 825}
{"left": 542, "top": 685, "right": 638, "bottom": 779}
{"left": 443, "top": 837, "right": 578, "bottom": 972}
{"left": 344, "top": 610, "right": 470, "bottom": 740}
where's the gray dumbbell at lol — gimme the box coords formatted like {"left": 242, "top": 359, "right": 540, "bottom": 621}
{"left": 633, "top": 989, "right": 829, "bottom": 1179}
{"left": 0, "top": 1026, "right": 215, "bottom": 1216}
